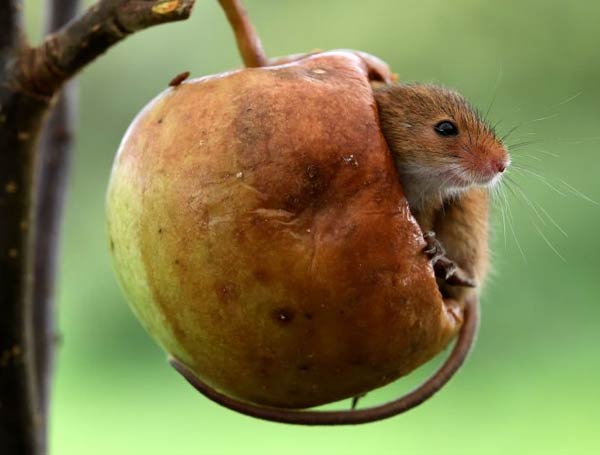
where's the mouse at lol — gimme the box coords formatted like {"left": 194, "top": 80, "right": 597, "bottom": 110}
{"left": 373, "top": 83, "right": 511, "bottom": 300}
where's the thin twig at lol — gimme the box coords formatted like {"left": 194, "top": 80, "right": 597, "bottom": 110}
{"left": 1, "top": 1, "right": 196, "bottom": 453}
{"left": 32, "top": 1, "right": 80, "bottom": 452}
{"left": 218, "top": 0, "right": 269, "bottom": 67}
{"left": 0, "top": 76, "right": 48, "bottom": 455}
{"left": 0, "top": 1, "right": 22, "bottom": 55}
{"left": 1, "top": 5, "right": 43, "bottom": 453}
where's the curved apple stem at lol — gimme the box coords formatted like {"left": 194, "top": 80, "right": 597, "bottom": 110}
{"left": 170, "top": 295, "right": 479, "bottom": 425}
{"left": 218, "top": 0, "right": 270, "bottom": 68}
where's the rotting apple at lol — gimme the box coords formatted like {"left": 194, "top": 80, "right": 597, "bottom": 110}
{"left": 106, "top": 50, "right": 464, "bottom": 408}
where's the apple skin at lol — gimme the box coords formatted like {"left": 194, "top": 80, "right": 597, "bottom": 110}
{"left": 106, "top": 51, "right": 463, "bottom": 408}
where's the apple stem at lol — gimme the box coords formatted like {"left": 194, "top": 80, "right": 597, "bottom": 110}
{"left": 218, "top": 0, "right": 270, "bottom": 67}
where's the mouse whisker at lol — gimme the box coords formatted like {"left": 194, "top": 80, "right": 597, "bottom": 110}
{"left": 490, "top": 183, "right": 507, "bottom": 248}
{"left": 553, "top": 136, "right": 600, "bottom": 144}
{"left": 507, "top": 139, "right": 541, "bottom": 150}
{"left": 497, "top": 179, "right": 527, "bottom": 262}
{"left": 499, "top": 124, "right": 521, "bottom": 143}
{"left": 515, "top": 153, "right": 543, "bottom": 162}
{"left": 527, "top": 148, "right": 560, "bottom": 158}
{"left": 491, "top": 184, "right": 508, "bottom": 249}
{"left": 510, "top": 165, "right": 597, "bottom": 233}
{"left": 533, "top": 222, "right": 567, "bottom": 262}
{"left": 548, "top": 91, "right": 583, "bottom": 109}
{"left": 510, "top": 166, "right": 567, "bottom": 197}
{"left": 483, "top": 69, "right": 503, "bottom": 124}
{"left": 505, "top": 133, "right": 537, "bottom": 146}
{"left": 535, "top": 203, "right": 568, "bottom": 238}
{"left": 505, "top": 174, "right": 568, "bottom": 261}
{"left": 500, "top": 113, "right": 559, "bottom": 143}
{"left": 556, "top": 178, "right": 599, "bottom": 206}
{"left": 491, "top": 118, "right": 503, "bottom": 133}
{"left": 506, "top": 175, "right": 550, "bottom": 228}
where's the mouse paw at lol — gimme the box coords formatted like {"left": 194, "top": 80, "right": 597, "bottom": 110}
{"left": 433, "top": 257, "right": 477, "bottom": 288}
{"left": 423, "top": 232, "right": 477, "bottom": 288}
{"left": 423, "top": 231, "right": 445, "bottom": 262}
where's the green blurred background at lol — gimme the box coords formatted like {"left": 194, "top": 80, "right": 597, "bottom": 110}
{"left": 23, "top": 0, "right": 600, "bottom": 453}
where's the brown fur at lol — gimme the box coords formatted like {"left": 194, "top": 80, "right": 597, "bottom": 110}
{"left": 374, "top": 83, "right": 509, "bottom": 299}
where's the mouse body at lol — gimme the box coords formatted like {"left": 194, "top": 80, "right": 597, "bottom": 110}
{"left": 373, "top": 83, "right": 510, "bottom": 300}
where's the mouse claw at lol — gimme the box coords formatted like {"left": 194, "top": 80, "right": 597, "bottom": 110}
{"left": 423, "top": 231, "right": 446, "bottom": 261}
{"left": 434, "top": 256, "right": 456, "bottom": 280}
{"left": 446, "top": 272, "right": 477, "bottom": 288}
{"left": 433, "top": 257, "right": 477, "bottom": 288}
{"left": 424, "top": 232, "right": 477, "bottom": 288}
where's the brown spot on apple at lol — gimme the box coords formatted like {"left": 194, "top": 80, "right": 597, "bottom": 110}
{"left": 272, "top": 308, "right": 295, "bottom": 324}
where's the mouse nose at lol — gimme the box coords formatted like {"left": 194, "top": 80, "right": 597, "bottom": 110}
{"left": 492, "top": 157, "right": 509, "bottom": 174}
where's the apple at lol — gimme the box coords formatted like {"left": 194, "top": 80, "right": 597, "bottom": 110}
{"left": 106, "top": 51, "right": 463, "bottom": 408}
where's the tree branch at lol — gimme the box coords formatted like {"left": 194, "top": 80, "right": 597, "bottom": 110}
{"left": 32, "top": 1, "right": 80, "bottom": 453}
{"left": 1, "top": 6, "right": 43, "bottom": 455}
{"left": 0, "top": 76, "right": 50, "bottom": 455}
{"left": 218, "top": 0, "right": 268, "bottom": 67}
{"left": 0, "top": 1, "right": 22, "bottom": 55}
{"left": 16, "top": 0, "right": 195, "bottom": 96}
{"left": 1, "top": 1, "right": 196, "bottom": 453}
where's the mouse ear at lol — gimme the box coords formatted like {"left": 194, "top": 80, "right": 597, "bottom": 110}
{"left": 107, "top": 50, "right": 464, "bottom": 410}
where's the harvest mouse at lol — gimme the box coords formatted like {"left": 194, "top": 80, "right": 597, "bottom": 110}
{"left": 373, "top": 83, "right": 510, "bottom": 300}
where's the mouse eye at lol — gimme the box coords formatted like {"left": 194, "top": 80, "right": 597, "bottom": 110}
{"left": 434, "top": 121, "right": 459, "bottom": 137}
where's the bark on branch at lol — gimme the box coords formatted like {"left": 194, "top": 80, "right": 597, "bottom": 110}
{"left": 16, "top": 0, "right": 196, "bottom": 96}
{"left": 32, "top": 1, "right": 81, "bottom": 452}
{"left": 1, "top": 1, "right": 196, "bottom": 453}
{"left": 0, "top": 1, "right": 22, "bottom": 55}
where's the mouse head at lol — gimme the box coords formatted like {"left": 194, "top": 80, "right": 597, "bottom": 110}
{"left": 375, "top": 83, "right": 510, "bottom": 206}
